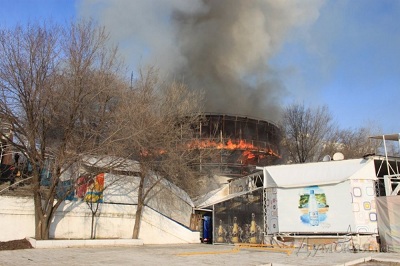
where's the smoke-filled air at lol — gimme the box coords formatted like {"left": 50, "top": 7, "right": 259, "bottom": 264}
{"left": 78, "top": 0, "right": 324, "bottom": 121}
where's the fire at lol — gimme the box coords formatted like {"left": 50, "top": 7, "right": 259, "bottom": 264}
{"left": 140, "top": 148, "right": 167, "bottom": 157}
{"left": 187, "top": 138, "right": 281, "bottom": 158}
{"left": 242, "top": 150, "right": 256, "bottom": 160}
{"left": 139, "top": 138, "right": 281, "bottom": 163}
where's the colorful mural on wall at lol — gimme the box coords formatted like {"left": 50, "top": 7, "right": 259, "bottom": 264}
{"left": 76, "top": 173, "right": 105, "bottom": 203}
{"left": 298, "top": 186, "right": 329, "bottom": 226}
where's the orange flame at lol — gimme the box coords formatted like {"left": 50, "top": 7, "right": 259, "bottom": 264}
{"left": 187, "top": 139, "right": 281, "bottom": 158}
{"left": 242, "top": 150, "right": 256, "bottom": 160}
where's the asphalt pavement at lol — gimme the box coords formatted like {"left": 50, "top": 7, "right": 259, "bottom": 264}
{"left": 0, "top": 243, "right": 399, "bottom": 266}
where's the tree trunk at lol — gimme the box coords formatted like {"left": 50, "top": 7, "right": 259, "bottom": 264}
{"left": 32, "top": 173, "right": 58, "bottom": 240}
{"left": 132, "top": 201, "right": 143, "bottom": 239}
{"left": 34, "top": 204, "right": 50, "bottom": 240}
{"left": 91, "top": 211, "right": 95, "bottom": 239}
{"left": 132, "top": 173, "right": 145, "bottom": 239}
{"left": 33, "top": 173, "right": 50, "bottom": 240}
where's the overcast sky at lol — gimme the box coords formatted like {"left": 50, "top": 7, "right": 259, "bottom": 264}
{"left": 1, "top": 0, "right": 399, "bottom": 134}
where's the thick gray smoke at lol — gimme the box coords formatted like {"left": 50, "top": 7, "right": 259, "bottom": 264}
{"left": 78, "top": 0, "right": 323, "bottom": 121}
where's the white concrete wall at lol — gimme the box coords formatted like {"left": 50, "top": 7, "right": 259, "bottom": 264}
{"left": 139, "top": 207, "right": 200, "bottom": 244}
{"left": 0, "top": 196, "right": 200, "bottom": 243}
{"left": 50, "top": 201, "right": 136, "bottom": 239}
{"left": 0, "top": 196, "right": 35, "bottom": 241}
{"left": 104, "top": 174, "right": 193, "bottom": 227}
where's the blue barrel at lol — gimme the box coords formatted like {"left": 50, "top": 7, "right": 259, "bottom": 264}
{"left": 202, "top": 215, "right": 212, "bottom": 243}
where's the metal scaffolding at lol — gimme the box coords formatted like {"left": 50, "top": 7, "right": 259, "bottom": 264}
{"left": 370, "top": 133, "right": 400, "bottom": 196}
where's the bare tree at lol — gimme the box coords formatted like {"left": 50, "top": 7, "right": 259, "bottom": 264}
{"left": 280, "top": 103, "right": 337, "bottom": 163}
{"left": 114, "top": 68, "right": 205, "bottom": 239}
{"left": 0, "top": 20, "right": 127, "bottom": 239}
{"left": 335, "top": 126, "right": 381, "bottom": 159}
{"left": 0, "top": 20, "right": 209, "bottom": 241}
{"left": 81, "top": 172, "right": 107, "bottom": 240}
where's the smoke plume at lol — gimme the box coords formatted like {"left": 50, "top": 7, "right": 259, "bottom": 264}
{"left": 78, "top": 0, "right": 323, "bottom": 121}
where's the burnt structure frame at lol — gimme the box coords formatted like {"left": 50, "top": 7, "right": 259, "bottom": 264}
{"left": 192, "top": 113, "right": 281, "bottom": 177}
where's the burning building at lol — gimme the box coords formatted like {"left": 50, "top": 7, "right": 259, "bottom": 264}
{"left": 190, "top": 113, "right": 281, "bottom": 178}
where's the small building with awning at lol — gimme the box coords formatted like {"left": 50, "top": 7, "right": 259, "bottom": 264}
{"left": 259, "top": 158, "right": 378, "bottom": 235}
{"left": 194, "top": 158, "right": 380, "bottom": 245}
